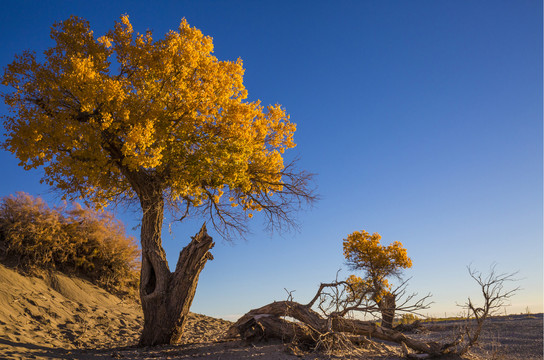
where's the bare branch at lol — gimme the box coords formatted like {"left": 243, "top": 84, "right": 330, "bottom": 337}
{"left": 442, "top": 264, "right": 520, "bottom": 355}
{"left": 390, "top": 278, "right": 433, "bottom": 317}
{"left": 164, "top": 157, "right": 317, "bottom": 241}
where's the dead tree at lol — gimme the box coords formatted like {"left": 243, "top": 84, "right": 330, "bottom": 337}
{"left": 229, "top": 265, "right": 518, "bottom": 358}
{"left": 228, "top": 279, "right": 438, "bottom": 355}
{"left": 439, "top": 265, "right": 520, "bottom": 355}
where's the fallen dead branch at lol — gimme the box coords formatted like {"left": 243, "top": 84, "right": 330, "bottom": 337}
{"left": 228, "top": 265, "right": 519, "bottom": 358}
{"left": 228, "top": 292, "right": 442, "bottom": 356}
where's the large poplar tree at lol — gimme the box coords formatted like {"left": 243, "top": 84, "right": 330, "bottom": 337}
{"left": 1, "top": 15, "right": 314, "bottom": 345}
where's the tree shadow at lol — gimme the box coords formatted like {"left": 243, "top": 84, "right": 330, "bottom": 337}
{"left": 0, "top": 338, "right": 134, "bottom": 359}
{"left": 2, "top": 337, "right": 472, "bottom": 359}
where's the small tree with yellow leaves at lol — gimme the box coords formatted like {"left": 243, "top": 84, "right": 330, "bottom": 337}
{"left": 343, "top": 230, "right": 412, "bottom": 328}
{"left": 1, "top": 15, "right": 314, "bottom": 345}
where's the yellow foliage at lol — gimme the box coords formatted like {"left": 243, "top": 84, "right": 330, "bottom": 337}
{"left": 1, "top": 15, "right": 296, "bottom": 216}
{"left": 346, "top": 274, "right": 370, "bottom": 294}
{"left": 345, "top": 274, "right": 391, "bottom": 303}
{"left": 343, "top": 230, "right": 412, "bottom": 277}
{"left": 343, "top": 230, "right": 412, "bottom": 299}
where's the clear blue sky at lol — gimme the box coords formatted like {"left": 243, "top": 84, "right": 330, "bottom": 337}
{"left": 0, "top": 1, "right": 542, "bottom": 320}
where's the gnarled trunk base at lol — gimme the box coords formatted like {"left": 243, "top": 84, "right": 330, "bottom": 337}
{"left": 139, "top": 225, "right": 214, "bottom": 346}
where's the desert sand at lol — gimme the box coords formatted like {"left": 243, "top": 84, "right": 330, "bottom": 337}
{"left": 0, "top": 263, "right": 541, "bottom": 360}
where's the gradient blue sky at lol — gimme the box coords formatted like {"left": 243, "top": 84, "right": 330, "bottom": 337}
{"left": 0, "top": 1, "right": 542, "bottom": 320}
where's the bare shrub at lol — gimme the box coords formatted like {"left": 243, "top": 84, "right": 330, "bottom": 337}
{"left": 399, "top": 313, "right": 419, "bottom": 325}
{"left": 440, "top": 264, "right": 520, "bottom": 356}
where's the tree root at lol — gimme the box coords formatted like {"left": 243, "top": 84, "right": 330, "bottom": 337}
{"left": 229, "top": 301, "right": 447, "bottom": 357}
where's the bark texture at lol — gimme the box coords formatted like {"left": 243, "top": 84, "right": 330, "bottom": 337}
{"left": 112, "top": 167, "right": 215, "bottom": 346}
{"left": 138, "top": 188, "right": 214, "bottom": 346}
{"left": 229, "top": 301, "right": 445, "bottom": 356}
{"left": 377, "top": 292, "right": 396, "bottom": 329}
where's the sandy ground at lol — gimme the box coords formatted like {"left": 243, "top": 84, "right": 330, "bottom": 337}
{"left": 412, "top": 314, "right": 543, "bottom": 360}
{"left": 0, "top": 264, "right": 541, "bottom": 360}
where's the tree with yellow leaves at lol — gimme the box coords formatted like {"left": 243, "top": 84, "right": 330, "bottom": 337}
{"left": 343, "top": 230, "right": 412, "bottom": 328}
{"left": 1, "top": 15, "right": 315, "bottom": 345}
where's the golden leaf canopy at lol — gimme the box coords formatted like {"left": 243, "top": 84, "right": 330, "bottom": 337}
{"left": 343, "top": 230, "right": 412, "bottom": 282}
{"left": 2, "top": 15, "right": 296, "bottom": 211}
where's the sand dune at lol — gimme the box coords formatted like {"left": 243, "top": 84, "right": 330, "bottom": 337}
{"left": 0, "top": 263, "right": 233, "bottom": 359}
{"left": 0, "top": 262, "right": 144, "bottom": 351}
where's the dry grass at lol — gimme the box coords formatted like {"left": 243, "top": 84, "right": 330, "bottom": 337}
{"left": 0, "top": 192, "right": 140, "bottom": 297}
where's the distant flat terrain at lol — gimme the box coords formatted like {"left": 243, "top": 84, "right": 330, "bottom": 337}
{"left": 414, "top": 314, "right": 543, "bottom": 360}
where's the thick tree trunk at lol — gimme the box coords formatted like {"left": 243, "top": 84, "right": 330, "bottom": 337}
{"left": 378, "top": 293, "right": 396, "bottom": 329}
{"left": 137, "top": 189, "right": 214, "bottom": 346}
